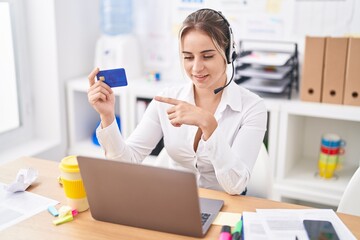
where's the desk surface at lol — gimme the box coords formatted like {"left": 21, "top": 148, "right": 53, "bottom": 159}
{"left": 1, "top": 157, "right": 359, "bottom": 239}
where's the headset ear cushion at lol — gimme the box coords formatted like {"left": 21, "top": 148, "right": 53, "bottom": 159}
{"left": 226, "top": 49, "right": 231, "bottom": 64}
{"left": 232, "top": 51, "right": 237, "bottom": 62}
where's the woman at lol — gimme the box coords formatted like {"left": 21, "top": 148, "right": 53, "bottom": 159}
{"left": 87, "top": 9, "right": 267, "bottom": 195}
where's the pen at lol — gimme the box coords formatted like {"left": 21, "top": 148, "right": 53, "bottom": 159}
{"left": 219, "top": 225, "right": 232, "bottom": 240}
{"left": 232, "top": 218, "right": 243, "bottom": 240}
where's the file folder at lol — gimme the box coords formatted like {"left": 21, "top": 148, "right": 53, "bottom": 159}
{"left": 322, "top": 37, "right": 349, "bottom": 104}
{"left": 300, "top": 37, "right": 326, "bottom": 103}
{"left": 343, "top": 38, "right": 360, "bottom": 106}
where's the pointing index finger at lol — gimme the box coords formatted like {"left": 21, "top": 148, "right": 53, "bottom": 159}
{"left": 154, "top": 96, "right": 181, "bottom": 105}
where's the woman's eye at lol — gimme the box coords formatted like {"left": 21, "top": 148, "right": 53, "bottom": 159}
{"left": 184, "top": 56, "right": 193, "bottom": 60}
{"left": 204, "top": 55, "right": 214, "bottom": 59}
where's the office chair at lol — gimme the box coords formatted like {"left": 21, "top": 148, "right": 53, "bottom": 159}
{"left": 154, "top": 143, "right": 272, "bottom": 199}
{"left": 153, "top": 147, "right": 171, "bottom": 168}
{"left": 246, "top": 143, "right": 272, "bottom": 199}
{"left": 337, "top": 166, "right": 360, "bottom": 217}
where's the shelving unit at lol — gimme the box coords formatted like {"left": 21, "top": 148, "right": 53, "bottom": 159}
{"left": 274, "top": 100, "right": 360, "bottom": 206}
{"left": 66, "top": 77, "right": 360, "bottom": 207}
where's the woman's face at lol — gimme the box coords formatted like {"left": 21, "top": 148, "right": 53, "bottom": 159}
{"left": 181, "top": 29, "right": 227, "bottom": 92}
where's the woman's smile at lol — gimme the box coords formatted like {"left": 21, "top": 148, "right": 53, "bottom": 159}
{"left": 192, "top": 74, "right": 209, "bottom": 82}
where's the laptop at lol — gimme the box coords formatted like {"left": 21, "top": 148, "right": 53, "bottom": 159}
{"left": 77, "top": 156, "right": 224, "bottom": 238}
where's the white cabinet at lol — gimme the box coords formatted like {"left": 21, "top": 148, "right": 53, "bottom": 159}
{"left": 66, "top": 77, "right": 360, "bottom": 207}
{"left": 274, "top": 101, "right": 360, "bottom": 207}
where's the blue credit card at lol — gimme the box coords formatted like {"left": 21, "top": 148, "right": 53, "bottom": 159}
{"left": 96, "top": 68, "right": 128, "bottom": 88}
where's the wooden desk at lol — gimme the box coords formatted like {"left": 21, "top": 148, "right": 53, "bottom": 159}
{"left": 1, "top": 157, "right": 359, "bottom": 239}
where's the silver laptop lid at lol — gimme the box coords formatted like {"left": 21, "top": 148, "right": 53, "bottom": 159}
{"left": 77, "top": 156, "right": 223, "bottom": 237}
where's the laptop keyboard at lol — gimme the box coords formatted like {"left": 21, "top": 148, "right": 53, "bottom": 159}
{"left": 201, "top": 213, "right": 211, "bottom": 226}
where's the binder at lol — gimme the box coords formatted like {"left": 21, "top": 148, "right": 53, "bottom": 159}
{"left": 343, "top": 38, "right": 360, "bottom": 106}
{"left": 300, "top": 37, "right": 326, "bottom": 102}
{"left": 322, "top": 37, "right": 349, "bottom": 104}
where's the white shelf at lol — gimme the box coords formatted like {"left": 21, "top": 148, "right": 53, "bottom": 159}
{"left": 275, "top": 100, "right": 360, "bottom": 206}
{"left": 274, "top": 158, "right": 356, "bottom": 206}
{"left": 282, "top": 100, "right": 360, "bottom": 121}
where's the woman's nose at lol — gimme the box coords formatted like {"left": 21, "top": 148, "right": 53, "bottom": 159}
{"left": 192, "top": 57, "right": 204, "bottom": 72}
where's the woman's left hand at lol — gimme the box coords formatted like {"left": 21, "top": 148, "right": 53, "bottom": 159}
{"left": 154, "top": 96, "right": 217, "bottom": 140}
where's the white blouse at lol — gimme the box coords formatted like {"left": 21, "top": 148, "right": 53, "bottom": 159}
{"left": 96, "top": 80, "right": 267, "bottom": 195}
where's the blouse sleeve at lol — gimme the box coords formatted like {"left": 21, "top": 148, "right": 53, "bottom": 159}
{"left": 96, "top": 100, "right": 163, "bottom": 163}
{"left": 202, "top": 100, "right": 268, "bottom": 195}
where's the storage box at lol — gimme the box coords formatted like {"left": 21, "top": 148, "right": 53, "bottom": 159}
{"left": 322, "top": 37, "right": 349, "bottom": 104}
{"left": 343, "top": 38, "right": 360, "bottom": 106}
{"left": 300, "top": 37, "right": 326, "bottom": 103}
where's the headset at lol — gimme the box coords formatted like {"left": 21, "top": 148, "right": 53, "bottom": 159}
{"left": 194, "top": 9, "right": 237, "bottom": 94}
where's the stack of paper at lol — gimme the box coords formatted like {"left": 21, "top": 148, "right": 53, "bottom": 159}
{"left": 240, "top": 51, "right": 292, "bottom": 66}
{"left": 239, "top": 77, "right": 291, "bottom": 93}
{"left": 238, "top": 65, "right": 292, "bottom": 80}
{"left": 0, "top": 183, "right": 58, "bottom": 231}
{"left": 242, "top": 209, "right": 356, "bottom": 240}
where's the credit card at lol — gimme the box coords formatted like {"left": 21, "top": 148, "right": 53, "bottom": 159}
{"left": 96, "top": 68, "right": 128, "bottom": 88}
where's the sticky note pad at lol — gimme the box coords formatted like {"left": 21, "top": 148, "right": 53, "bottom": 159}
{"left": 96, "top": 68, "right": 128, "bottom": 88}
{"left": 53, "top": 214, "right": 74, "bottom": 226}
{"left": 212, "top": 212, "right": 242, "bottom": 227}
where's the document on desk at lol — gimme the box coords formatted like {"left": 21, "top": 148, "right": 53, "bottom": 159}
{"left": 242, "top": 211, "right": 269, "bottom": 240}
{"left": 0, "top": 183, "right": 58, "bottom": 231}
{"left": 243, "top": 209, "right": 356, "bottom": 240}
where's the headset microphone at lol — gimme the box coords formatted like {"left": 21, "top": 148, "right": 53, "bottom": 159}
{"left": 214, "top": 60, "right": 236, "bottom": 94}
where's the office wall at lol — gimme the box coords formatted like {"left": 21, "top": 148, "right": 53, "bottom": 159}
{"left": 132, "top": 0, "right": 360, "bottom": 82}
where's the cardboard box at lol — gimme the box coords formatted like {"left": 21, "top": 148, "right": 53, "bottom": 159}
{"left": 343, "top": 38, "right": 360, "bottom": 106}
{"left": 300, "top": 37, "right": 326, "bottom": 102}
{"left": 322, "top": 37, "right": 348, "bottom": 104}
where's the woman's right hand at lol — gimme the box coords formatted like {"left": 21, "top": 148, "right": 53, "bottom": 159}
{"left": 88, "top": 67, "right": 115, "bottom": 128}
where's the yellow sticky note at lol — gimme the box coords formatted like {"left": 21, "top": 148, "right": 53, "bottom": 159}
{"left": 53, "top": 214, "right": 73, "bottom": 226}
{"left": 212, "top": 212, "right": 242, "bottom": 227}
{"left": 266, "top": 0, "right": 282, "bottom": 14}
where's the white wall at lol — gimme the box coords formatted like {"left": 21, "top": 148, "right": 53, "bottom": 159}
{"left": 132, "top": 0, "right": 360, "bottom": 84}
{"left": 35, "top": 0, "right": 100, "bottom": 161}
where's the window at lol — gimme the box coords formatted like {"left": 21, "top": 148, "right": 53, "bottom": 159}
{"left": 0, "top": 2, "right": 20, "bottom": 134}
{"left": 0, "top": 0, "right": 32, "bottom": 152}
